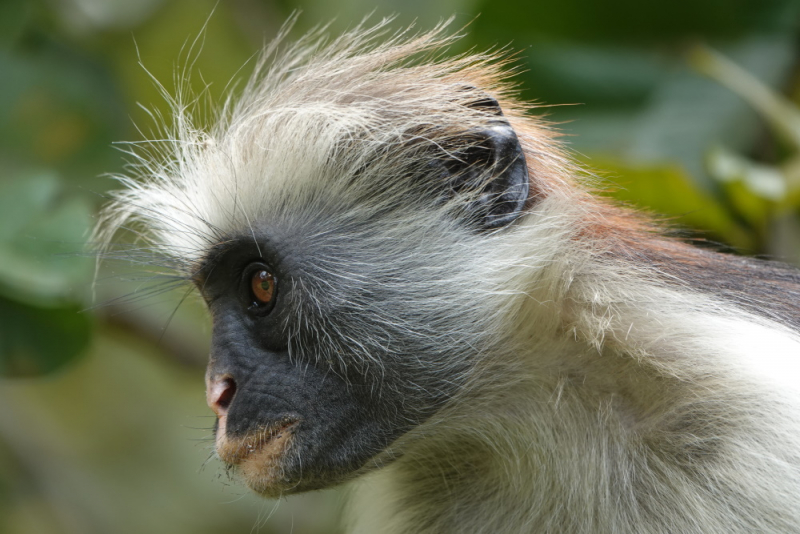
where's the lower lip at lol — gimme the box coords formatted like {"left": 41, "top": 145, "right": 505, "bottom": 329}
{"left": 215, "top": 415, "right": 298, "bottom": 466}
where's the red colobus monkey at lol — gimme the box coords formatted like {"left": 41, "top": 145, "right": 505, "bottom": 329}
{"left": 99, "top": 21, "right": 800, "bottom": 533}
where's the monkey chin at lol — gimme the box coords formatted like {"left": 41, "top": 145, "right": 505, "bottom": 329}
{"left": 215, "top": 414, "right": 298, "bottom": 498}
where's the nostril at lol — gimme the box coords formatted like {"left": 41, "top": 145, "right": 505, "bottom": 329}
{"left": 207, "top": 376, "right": 237, "bottom": 417}
{"left": 216, "top": 378, "right": 236, "bottom": 409}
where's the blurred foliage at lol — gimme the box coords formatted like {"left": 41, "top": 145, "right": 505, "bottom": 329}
{"left": 0, "top": 0, "right": 799, "bottom": 532}
{"left": 0, "top": 168, "right": 93, "bottom": 377}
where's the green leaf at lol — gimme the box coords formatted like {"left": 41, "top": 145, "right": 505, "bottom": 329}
{"left": 0, "top": 171, "right": 94, "bottom": 307}
{"left": 0, "top": 171, "right": 59, "bottom": 241}
{"left": 0, "top": 297, "right": 91, "bottom": 377}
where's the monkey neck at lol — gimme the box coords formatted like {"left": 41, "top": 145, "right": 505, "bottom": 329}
{"left": 346, "top": 338, "right": 683, "bottom": 533}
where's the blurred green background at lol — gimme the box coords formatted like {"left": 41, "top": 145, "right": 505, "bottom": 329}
{"left": 1, "top": 0, "right": 799, "bottom": 533}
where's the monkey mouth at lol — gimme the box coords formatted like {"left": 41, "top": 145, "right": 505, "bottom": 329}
{"left": 215, "top": 415, "right": 299, "bottom": 494}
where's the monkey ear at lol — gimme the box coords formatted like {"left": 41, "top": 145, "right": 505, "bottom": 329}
{"left": 442, "top": 119, "right": 530, "bottom": 230}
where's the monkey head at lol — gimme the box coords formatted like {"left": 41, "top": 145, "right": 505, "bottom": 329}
{"left": 192, "top": 101, "right": 530, "bottom": 496}
{"left": 99, "top": 26, "right": 559, "bottom": 498}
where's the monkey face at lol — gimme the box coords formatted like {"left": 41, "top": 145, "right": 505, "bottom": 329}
{"left": 195, "top": 225, "right": 467, "bottom": 495}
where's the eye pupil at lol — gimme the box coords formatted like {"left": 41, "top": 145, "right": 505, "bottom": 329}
{"left": 251, "top": 269, "right": 275, "bottom": 305}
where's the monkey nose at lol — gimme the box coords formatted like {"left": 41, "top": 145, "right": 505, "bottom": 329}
{"left": 206, "top": 375, "right": 237, "bottom": 418}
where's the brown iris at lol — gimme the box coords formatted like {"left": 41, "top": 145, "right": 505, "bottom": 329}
{"left": 251, "top": 270, "right": 276, "bottom": 305}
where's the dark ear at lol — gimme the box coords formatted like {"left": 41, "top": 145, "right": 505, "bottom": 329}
{"left": 443, "top": 119, "right": 529, "bottom": 230}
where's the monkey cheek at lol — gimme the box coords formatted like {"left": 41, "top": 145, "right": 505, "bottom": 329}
{"left": 214, "top": 414, "right": 299, "bottom": 497}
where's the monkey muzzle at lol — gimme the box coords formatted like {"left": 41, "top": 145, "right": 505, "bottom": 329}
{"left": 206, "top": 373, "right": 298, "bottom": 495}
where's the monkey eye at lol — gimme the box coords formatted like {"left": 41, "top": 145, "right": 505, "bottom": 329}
{"left": 249, "top": 268, "right": 277, "bottom": 311}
